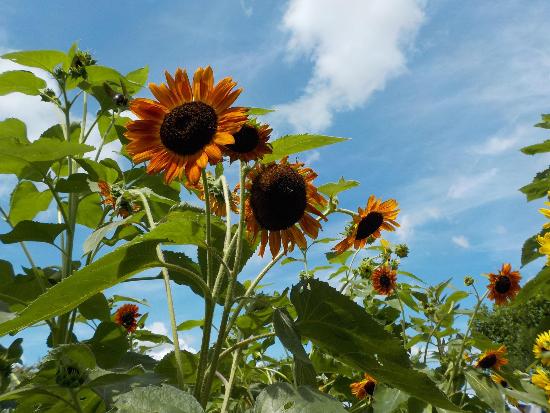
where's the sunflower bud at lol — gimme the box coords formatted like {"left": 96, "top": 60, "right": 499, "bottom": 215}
{"left": 354, "top": 259, "right": 374, "bottom": 279}
{"left": 395, "top": 244, "right": 409, "bottom": 258}
{"left": 464, "top": 276, "right": 475, "bottom": 286}
{"left": 113, "top": 93, "right": 128, "bottom": 107}
{"left": 68, "top": 51, "right": 97, "bottom": 79}
{"left": 55, "top": 362, "right": 87, "bottom": 388}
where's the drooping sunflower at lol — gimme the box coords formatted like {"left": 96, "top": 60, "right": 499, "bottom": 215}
{"left": 125, "top": 67, "right": 248, "bottom": 184}
{"left": 475, "top": 345, "right": 508, "bottom": 370}
{"left": 187, "top": 172, "right": 239, "bottom": 217}
{"left": 537, "top": 232, "right": 550, "bottom": 266}
{"left": 371, "top": 265, "right": 397, "bottom": 295}
{"left": 487, "top": 263, "right": 521, "bottom": 306}
{"left": 534, "top": 330, "right": 550, "bottom": 367}
{"left": 223, "top": 121, "right": 272, "bottom": 163}
{"left": 97, "top": 181, "right": 140, "bottom": 218}
{"left": 114, "top": 304, "right": 141, "bottom": 333}
{"left": 244, "top": 157, "right": 327, "bottom": 257}
{"left": 350, "top": 373, "right": 377, "bottom": 400}
{"left": 490, "top": 373, "right": 509, "bottom": 388}
{"left": 333, "top": 195, "right": 399, "bottom": 255}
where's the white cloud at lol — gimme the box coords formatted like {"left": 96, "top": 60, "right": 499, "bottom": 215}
{"left": 471, "top": 125, "right": 532, "bottom": 155}
{"left": 447, "top": 168, "right": 498, "bottom": 199}
{"left": 275, "top": 0, "right": 425, "bottom": 131}
{"left": 451, "top": 235, "right": 470, "bottom": 249}
{"left": 141, "top": 321, "right": 197, "bottom": 361}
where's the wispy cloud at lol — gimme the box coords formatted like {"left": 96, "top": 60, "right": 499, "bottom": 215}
{"left": 452, "top": 235, "right": 470, "bottom": 249}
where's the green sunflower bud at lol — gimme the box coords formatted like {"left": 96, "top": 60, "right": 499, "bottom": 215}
{"left": 464, "top": 276, "right": 475, "bottom": 286}
{"left": 395, "top": 244, "right": 409, "bottom": 258}
{"left": 55, "top": 362, "right": 87, "bottom": 389}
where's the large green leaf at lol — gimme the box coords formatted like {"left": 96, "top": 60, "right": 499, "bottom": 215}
{"left": 154, "top": 350, "right": 198, "bottom": 385}
{"left": 0, "top": 118, "right": 28, "bottom": 143}
{"left": 88, "top": 321, "right": 129, "bottom": 368}
{"left": 521, "top": 229, "right": 548, "bottom": 267}
{"left": 98, "top": 114, "right": 132, "bottom": 144}
{"left": 0, "top": 70, "right": 47, "bottom": 96}
{"left": 521, "top": 140, "right": 550, "bottom": 155}
{"left": 318, "top": 177, "right": 359, "bottom": 198}
{"left": 261, "top": 134, "right": 348, "bottom": 163}
{"left": 9, "top": 181, "right": 52, "bottom": 225}
{"left": 125, "top": 67, "right": 149, "bottom": 94}
{"left": 519, "top": 167, "right": 550, "bottom": 201}
{"left": 254, "top": 383, "right": 347, "bottom": 412}
{"left": 513, "top": 266, "right": 550, "bottom": 305}
{"left": 78, "top": 293, "right": 110, "bottom": 321}
{"left": 2, "top": 50, "right": 67, "bottom": 72}
{"left": 114, "top": 384, "right": 203, "bottom": 413}
{"left": 372, "top": 385, "right": 408, "bottom": 413}
{"left": 290, "top": 279, "right": 459, "bottom": 410}
{"left": 0, "top": 221, "right": 65, "bottom": 244}
{"left": 464, "top": 369, "right": 505, "bottom": 413}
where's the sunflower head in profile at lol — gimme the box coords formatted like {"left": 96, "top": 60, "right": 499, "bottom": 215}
{"left": 475, "top": 345, "right": 508, "bottom": 370}
{"left": 490, "top": 373, "right": 509, "bottom": 388}
{"left": 125, "top": 67, "right": 248, "bottom": 185}
{"left": 350, "top": 373, "right": 377, "bottom": 400}
{"left": 244, "top": 157, "right": 327, "bottom": 257}
{"left": 487, "top": 263, "right": 521, "bottom": 306}
{"left": 187, "top": 172, "right": 239, "bottom": 217}
{"left": 333, "top": 195, "right": 399, "bottom": 255}
{"left": 537, "top": 232, "right": 550, "bottom": 266}
{"left": 223, "top": 120, "right": 272, "bottom": 163}
{"left": 114, "top": 304, "right": 141, "bottom": 333}
{"left": 534, "top": 330, "right": 550, "bottom": 367}
{"left": 371, "top": 265, "right": 397, "bottom": 296}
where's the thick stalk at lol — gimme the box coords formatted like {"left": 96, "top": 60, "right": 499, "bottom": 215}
{"left": 137, "top": 191, "right": 185, "bottom": 388}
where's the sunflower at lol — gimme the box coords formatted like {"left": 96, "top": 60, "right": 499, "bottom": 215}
{"left": 490, "top": 373, "right": 509, "bottom": 388}
{"left": 114, "top": 304, "right": 141, "bottom": 333}
{"left": 532, "top": 367, "right": 550, "bottom": 404}
{"left": 539, "top": 193, "right": 550, "bottom": 229}
{"left": 244, "top": 157, "right": 327, "bottom": 257}
{"left": 125, "top": 67, "right": 248, "bottom": 185}
{"left": 371, "top": 265, "right": 397, "bottom": 295}
{"left": 534, "top": 330, "right": 550, "bottom": 367}
{"left": 350, "top": 373, "right": 377, "bottom": 400}
{"left": 537, "top": 232, "right": 550, "bottom": 266}
{"left": 223, "top": 121, "right": 272, "bottom": 163}
{"left": 487, "top": 263, "right": 521, "bottom": 306}
{"left": 97, "top": 181, "right": 140, "bottom": 218}
{"left": 333, "top": 195, "right": 399, "bottom": 255}
{"left": 475, "top": 345, "right": 508, "bottom": 370}
{"left": 187, "top": 172, "right": 239, "bottom": 217}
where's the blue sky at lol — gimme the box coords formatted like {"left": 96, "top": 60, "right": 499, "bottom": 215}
{"left": 1, "top": 0, "right": 549, "bottom": 363}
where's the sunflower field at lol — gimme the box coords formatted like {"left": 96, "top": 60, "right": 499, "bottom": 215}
{"left": 0, "top": 45, "right": 549, "bottom": 413}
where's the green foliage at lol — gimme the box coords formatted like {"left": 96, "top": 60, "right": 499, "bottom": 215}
{"left": 113, "top": 384, "right": 203, "bottom": 413}
{"left": 2, "top": 49, "right": 68, "bottom": 72}
{"left": 0, "top": 70, "right": 47, "bottom": 96}
{"left": 318, "top": 177, "right": 360, "bottom": 198}
{"left": 261, "top": 134, "right": 349, "bottom": 163}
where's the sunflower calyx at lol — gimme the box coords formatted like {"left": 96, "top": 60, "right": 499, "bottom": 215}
{"left": 55, "top": 361, "right": 88, "bottom": 389}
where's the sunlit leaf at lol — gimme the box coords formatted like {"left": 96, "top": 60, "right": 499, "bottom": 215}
{"left": 114, "top": 384, "right": 203, "bottom": 413}
{"left": 2, "top": 50, "right": 67, "bottom": 72}
{"left": 261, "top": 134, "right": 348, "bottom": 163}
{"left": 254, "top": 383, "right": 346, "bottom": 412}
{"left": 464, "top": 369, "right": 505, "bottom": 413}
{"left": 0, "top": 70, "right": 47, "bottom": 96}
{"left": 9, "top": 181, "right": 52, "bottom": 225}
{"left": 0, "top": 118, "right": 28, "bottom": 143}
{"left": 0, "top": 221, "right": 65, "bottom": 244}
{"left": 318, "top": 177, "right": 359, "bottom": 198}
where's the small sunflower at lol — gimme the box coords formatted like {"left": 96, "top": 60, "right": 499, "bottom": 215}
{"left": 487, "top": 263, "right": 521, "bottom": 306}
{"left": 371, "top": 265, "right": 397, "bottom": 295}
{"left": 537, "top": 232, "right": 550, "bottom": 266}
{"left": 333, "top": 195, "right": 399, "bottom": 255}
{"left": 350, "top": 373, "right": 377, "bottom": 400}
{"left": 187, "top": 172, "right": 239, "bottom": 217}
{"left": 245, "top": 157, "right": 327, "bottom": 257}
{"left": 97, "top": 181, "right": 140, "bottom": 218}
{"left": 125, "top": 67, "right": 248, "bottom": 184}
{"left": 534, "top": 330, "right": 550, "bottom": 367}
{"left": 223, "top": 121, "right": 272, "bottom": 163}
{"left": 490, "top": 373, "right": 509, "bottom": 388}
{"left": 475, "top": 345, "right": 508, "bottom": 370}
{"left": 114, "top": 304, "right": 141, "bottom": 333}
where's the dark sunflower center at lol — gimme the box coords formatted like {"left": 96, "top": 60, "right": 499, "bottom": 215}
{"left": 250, "top": 164, "right": 307, "bottom": 231}
{"left": 500, "top": 380, "right": 508, "bottom": 388}
{"left": 364, "top": 381, "right": 376, "bottom": 396}
{"left": 379, "top": 274, "right": 391, "bottom": 288}
{"left": 355, "top": 212, "right": 384, "bottom": 240}
{"left": 478, "top": 354, "right": 497, "bottom": 369}
{"left": 120, "top": 312, "right": 135, "bottom": 328}
{"left": 227, "top": 124, "right": 260, "bottom": 153}
{"left": 160, "top": 102, "right": 217, "bottom": 155}
{"left": 495, "top": 276, "right": 511, "bottom": 294}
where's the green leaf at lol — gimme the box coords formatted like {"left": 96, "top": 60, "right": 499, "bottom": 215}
{"left": 155, "top": 351, "right": 199, "bottom": 385}
{"left": 273, "top": 309, "right": 311, "bottom": 365}
{"left": 9, "top": 181, "right": 52, "bottom": 225}
{"left": 247, "top": 107, "right": 275, "bottom": 116}
{"left": 290, "top": 279, "right": 459, "bottom": 410}
{"left": 0, "top": 221, "right": 65, "bottom": 244}
{"left": 98, "top": 114, "right": 131, "bottom": 144}
{"left": 504, "top": 381, "right": 550, "bottom": 407}
{"left": 125, "top": 67, "right": 149, "bottom": 94}
{"left": 114, "top": 384, "right": 203, "bottom": 413}
{"left": 75, "top": 158, "right": 120, "bottom": 183}
{"left": 254, "top": 383, "right": 347, "bottom": 412}
{"left": 325, "top": 250, "right": 353, "bottom": 265}
{"left": 177, "top": 319, "right": 204, "bottom": 331}
{"left": 535, "top": 114, "right": 550, "bottom": 129}
{"left": 133, "top": 330, "right": 172, "bottom": 345}
{"left": 0, "top": 70, "right": 46, "bottom": 96}
{"left": 464, "top": 369, "right": 505, "bottom": 413}
{"left": 513, "top": 266, "right": 550, "bottom": 306}
{"left": 83, "top": 213, "right": 144, "bottom": 255}
{"left": 76, "top": 193, "right": 104, "bottom": 229}
{"left": 521, "top": 229, "right": 548, "bottom": 267}
{"left": 88, "top": 321, "right": 129, "bottom": 368}
{"left": 86, "top": 365, "right": 145, "bottom": 387}
{"left": 373, "top": 385, "right": 409, "bottom": 413}
{"left": 0, "top": 118, "right": 28, "bottom": 143}
{"left": 519, "top": 167, "right": 550, "bottom": 201}
{"left": 261, "top": 134, "right": 349, "bottom": 163}
{"left": 78, "top": 293, "right": 110, "bottom": 321}
{"left": 2, "top": 50, "right": 67, "bottom": 72}
{"left": 318, "top": 177, "right": 359, "bottom": 198}
{"left": 521, "top": 140, "right": 550, "bottom": 155}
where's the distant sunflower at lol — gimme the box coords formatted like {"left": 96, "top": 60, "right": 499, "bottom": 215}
{"left": 187, "top": 172, "right": 239, "bottom": 217}
{"left": 487, "top": 263, "right": 521, "bottom": 306}
{"left": 125, "top": 67, "right": 248, "bottom": 184}
{"left": 333, "top": 195, "right": 399, "bottom": 255}
{"left": 534, "top": 330, "right": 550, "bottom": 367}
{"left": 537, "top": 232, "right": 550, "bottom": 266}
{"left": 350, "top": 373, "right": 377, "bottom": 400}
{"left": 475, "top": 345, "right": 508, "bottom": 370}
{"left": 371, "top": 265, "right": 397, "bottom": 295}
{"left": 223, "top": 122, "right": 272, "bottom": 163}
{"left": 490, "top": 373, "right": 509, "bottom": 388}
{"left": 245, "top": 157, "right": 327, "bottom": 257}
{"left": 114, "top": 304, "right": 141, "bottom": 333}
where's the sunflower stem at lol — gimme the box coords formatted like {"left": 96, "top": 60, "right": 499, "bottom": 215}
{"left": 396, "top": 287, "right": 409, "bottom": 348}
{"left": 136, "top": 190, "right": 186, "bottom": 389}
{"left": 220, "top": 342, "right": 242, "bottom": 413}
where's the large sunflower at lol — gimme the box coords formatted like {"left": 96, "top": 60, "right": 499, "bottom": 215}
{"left": 475, "top": 345, "right": 508, "bottom": 370}
{"left": 223, "top": 121, "right": 272, "bottom": 163}
{"left": 125, "top": 67, "right": 248, "bottom": 184}
{"left": 245, "top": 157, "right": 327, "bottom": 257}
{"left": 487, "top": 263, "right": 521, "bottom": 306}
{"left": 350, "top": 373, "right": 377, "bottom": 400}
{"left": 534, "top": 330, "right": 550, "bottom": 367}
{"left": 371, "top": 265, "right": 397, "bottom": 295}
{"left": 333, "top": 195, "right": 399, "bottom": 255}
